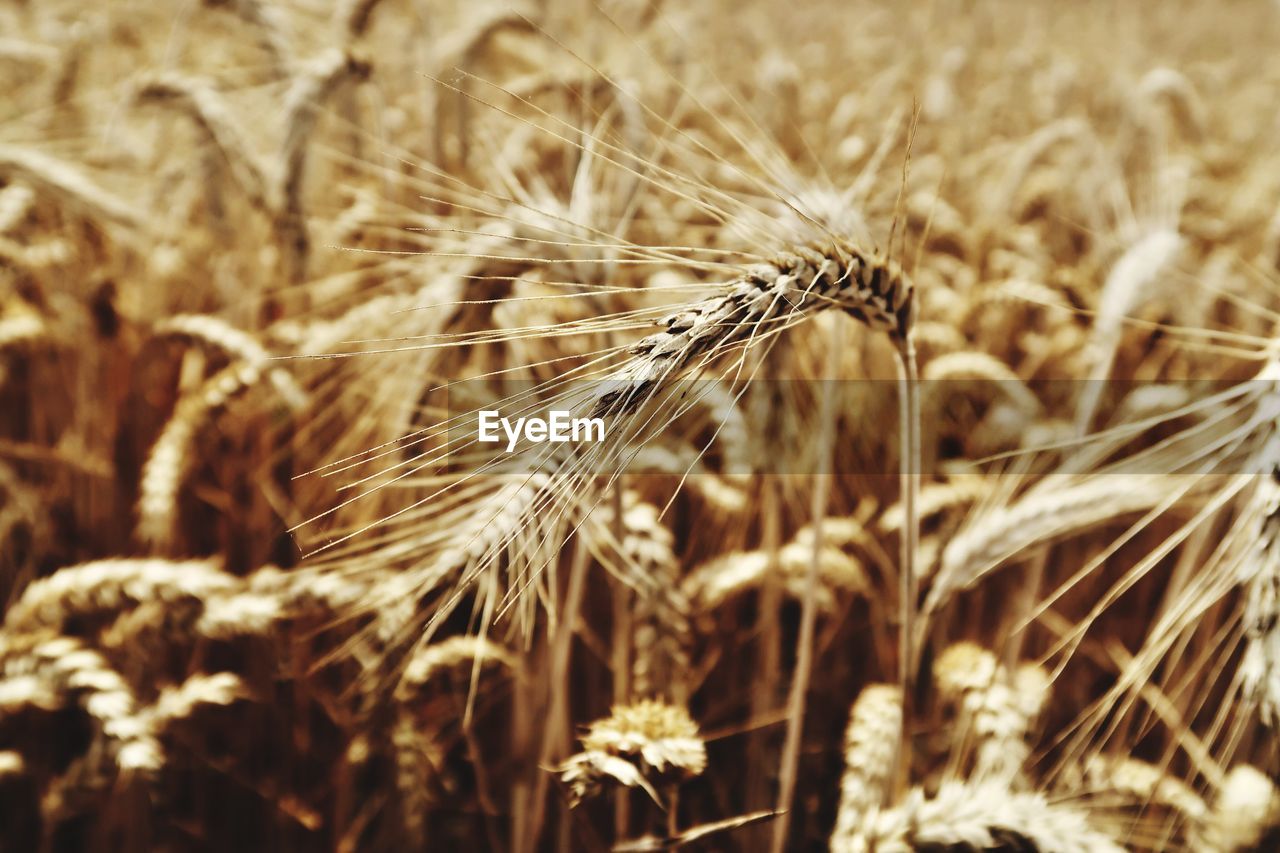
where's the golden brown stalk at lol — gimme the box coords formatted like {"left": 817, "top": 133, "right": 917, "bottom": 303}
{"left": 773, "top": 318, "right": 844, "bottom": 852}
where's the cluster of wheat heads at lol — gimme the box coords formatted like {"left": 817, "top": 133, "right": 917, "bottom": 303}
{"left": 4, "top": 0, "right": 1280, "bottom": 850}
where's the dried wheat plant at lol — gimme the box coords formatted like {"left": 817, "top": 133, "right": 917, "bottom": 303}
{"left": 3, "top": 0, "right": 1280, "bottom": 851}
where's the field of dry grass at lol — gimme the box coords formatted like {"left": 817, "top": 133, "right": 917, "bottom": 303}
{"left": 3, "top": 0, "right": 1280, "bottom": 850}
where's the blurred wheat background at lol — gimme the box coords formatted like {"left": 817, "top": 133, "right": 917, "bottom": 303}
{"left": 3, "top": 0, "right": 1280, "bottom": 850}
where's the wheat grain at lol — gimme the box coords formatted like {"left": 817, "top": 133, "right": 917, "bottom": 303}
{"left": 682, "top": 539, "right": 867, "bottom": 612}
{"left": 399, "top": 635, "right": 515, "bottom": 691}
{"left": 0, "top": 749, "right": 23, "bottom": 778}
{"left": 1082, "top": 755, "right": 1208, "bottom": 823}
{"left": 0, "top": 181, "right": 34, "bottom": 233}
{"left": 146, "top": 672, "right": 245, "bottom": 727}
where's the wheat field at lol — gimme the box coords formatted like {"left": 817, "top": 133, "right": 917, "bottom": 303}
{"left": 2, "top": 0, "right": 1280, "bottom": 850}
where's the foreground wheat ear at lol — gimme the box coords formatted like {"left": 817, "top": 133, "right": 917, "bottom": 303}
{"left": 590, "top": 238, "right": 914, "bottom": 417}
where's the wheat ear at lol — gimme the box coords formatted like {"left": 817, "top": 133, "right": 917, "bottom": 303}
{"left": 0, "top": 145, "right": 142, "bottom": 231}
{"left": 136, "top": 361, "right": 263, "bottom": 550}
{"left": 0, "top": 304, "right": 45, "bottom": 354}
{"left": 865, "top": 780, "right": 1125, "bottom": 853}
{"left": 1076, "top": 228, "right": 1183, "bottom": 432}
{"left": 201, "top": 0, "right": 294, "bottom": 74}
{"left": 593, "top": 493, "right": 691, "bottom": 702}
{"left": 681, "top": 537, "right": 867, "bottom": 612}
{"left": 590, "top": 240, "right": 912, "bottom": 417}
{"left": 0, "top": 634, "right": 162, "bottom": 772}
{"left": 934, "top": 642, "right": 1049, "bottom": 785}
{"left": 559, "top": 700, "right": 707, "bottom": 809}
{"left": 1240, "top": 457, "right": 1280, "bottom": 723}
{"left": 153, "top": 314, "right": 307, "bottom": 409}
{"left": 929, "top": 473, "right": 1184, "bottom": 615}
{"left": 1198, "top": 765, "right": 1280, "bottom": 852}
{"left": 3, "top": 557, "right": 231, "bottom": 634}
{"left": 0, "top": 750, "right": 23, "bottom": 778}
{"left": 830, "top": 684, "right": 903, "bottom": 852}
{"left": 0, "top": 181, "right": 35, "bottom": 233}
{"left": 1082, "top": 755, "right": 1208, "bottom": 824}
{"left": 132, "top": 73, "right": 271, "bottom": 213}
{"left": 146, "top": 672, "right": 245, "bottom": 729}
